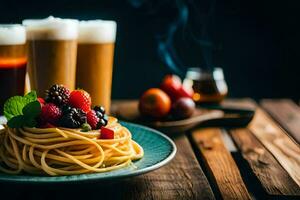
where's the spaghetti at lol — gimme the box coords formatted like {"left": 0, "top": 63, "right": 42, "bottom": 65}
{"left": 0, "top": 117, "right": 144, "bottom": 176}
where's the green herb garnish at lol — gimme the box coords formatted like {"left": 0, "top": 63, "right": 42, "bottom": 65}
{"left": 3, "top": 91, "right": 41, "bottom": 128}
{"left": 81, "top": 123, "right": 92, "bottom": 132}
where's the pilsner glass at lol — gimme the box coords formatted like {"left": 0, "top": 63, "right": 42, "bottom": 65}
{"left": 76, "top": 20, "right": 117, "bottom": 113}
{"left": 23, "top": 16, "right": 78, "bottom": 97}
{"left": 0, "top": 25, "right": 26, "bottom": 114}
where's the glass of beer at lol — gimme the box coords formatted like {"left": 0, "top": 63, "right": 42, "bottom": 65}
{"left": 76, "top": 20, "right": 117, "bottom": 113}
{"left": 0, "top": 25, "right": 26, "bottom": 114}
{"left": 22, "top": 16, "right": 78, "bottom": 97}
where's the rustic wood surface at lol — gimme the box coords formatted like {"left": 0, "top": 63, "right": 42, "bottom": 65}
{"left": 230, "top": 128, "right": 300, "bottom": 196}
{"left": 248, "top": 108, "right": 300, "bottom": 187}
{"left": 261, "top": 99, "right": 300, "bottom": 144}
{"left": 192, "top": 128, "right": 251, "bottom": 200}
{"left": 120, "top": 135, "right": 215, "bottom": 200}
{"left": 222, "top": 98, "right": 257, "bottom": 109}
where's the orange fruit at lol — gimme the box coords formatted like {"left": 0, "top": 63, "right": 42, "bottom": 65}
{"left": 139, "top": 88, "right": 171, "bottom": 118}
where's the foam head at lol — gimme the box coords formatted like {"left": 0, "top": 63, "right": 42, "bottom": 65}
{"left": 78, "top": 20, "right": 117, "bottom": 44}
{"left": 22, "top": 16, "right": 79, "bottom": 40}
{"left": 0, "top": 24, "right": 26, "bottom": 45}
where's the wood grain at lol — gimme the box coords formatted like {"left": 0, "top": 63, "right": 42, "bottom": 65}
{"left": 261, "top": 99, "right": 300, "bottom": 144}
{"left": 121, "top": 135, "right": 215, "bottom": 200}
{"left": 192, "top": 128, "right": 251, "bottom": 200}
{"left": 248, "top": 108, "right": 300, "bottom": 187}
{"left": 230, "top": 128, "right": 300, "bottom": 196}
{"left": 223, "top": 98, "right": 257, "bottom": 110}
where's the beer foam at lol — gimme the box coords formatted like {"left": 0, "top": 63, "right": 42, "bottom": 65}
{"left": 0, "top": 25, "right": 26, "bottom": 45}
{"left": 78, "top": 20, "right": 117, "bottom": 43}
{"left": 22, "top": 16, "right": 78, "bottom": 40}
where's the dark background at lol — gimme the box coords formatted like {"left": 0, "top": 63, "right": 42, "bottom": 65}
{"left": 1, "top": 0, "right": 300, "bottom": 100}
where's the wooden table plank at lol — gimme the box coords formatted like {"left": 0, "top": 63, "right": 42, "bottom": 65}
{"left": 248, "top": 108, "right": 300, "bottom": 187}
{"left": 261, "top": 99, "right": 300, "bottom": 144}
{"left": 121, "top": 135, "right": 215, "bottom": 200}
{"left": 111, "top": 100, "right": 215, "bottom": 199}
{"left": 230, "top": 128, "right": 300, "bottom": 196}
{"left": 223, "top": 98, "right": 257, "bottom": 110}
{"left": 192, "top": 128, "right": 251, "bottom": 200}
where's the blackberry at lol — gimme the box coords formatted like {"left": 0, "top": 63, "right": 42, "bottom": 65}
{"left": 45, "top": 84, "right": 70, "bottom": 106}
{"left": 94, "top": 113, "right": 108, "bottom": 129}
{"left": 98, "top": 118, "right": 107, "bottom": 127}
{"left": 93, "top": 106, "right": 107, "bottom": 128}
{"left": 60, "top": 108, "right": 86, "bottom": 128}
{"left": 61, "top": 105, "right": 72, "bottom": 113}
{"left": 94, "top": 106, "right": 105, "bottom": 114}
{"left": 95, "top": 111, "right": 103, "bottom": 119}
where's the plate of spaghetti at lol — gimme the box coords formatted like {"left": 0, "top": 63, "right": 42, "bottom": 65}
{"left": 0, "top": 85, "right": 176, "bottom": 183}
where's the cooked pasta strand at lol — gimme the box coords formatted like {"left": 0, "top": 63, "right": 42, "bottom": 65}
{"left": 0, "top": 117, "right": 144, "bottom": 176}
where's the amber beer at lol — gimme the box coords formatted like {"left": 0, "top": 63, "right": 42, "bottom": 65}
{"left": 22, "top": 16, "right": 78, "bottom": 97}
{"left": 0, "top": 25, "right": 26, "bottom": 114}
{"left": 76, "top": 20, "right": 117, "bottom": 113}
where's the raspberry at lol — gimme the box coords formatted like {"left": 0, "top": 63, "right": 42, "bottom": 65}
{"left": 87, "top": 109, "right": 108, "bottom": 130}
{"left": 39, "top": 103, "right": 62, "bottom": 125}
{"left": 37, "top": 97, "right": 45, "bottom": 107}
{"left": 45, "top": 84, "right": 70, "bottom": 106}
{"left": 69, "top": 90, "right": 91, "bottom": 113}
{"left": 87, "top": 110, "right": 99, "bottom": 130}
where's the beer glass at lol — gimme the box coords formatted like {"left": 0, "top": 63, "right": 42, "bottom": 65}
{"left": 0, "top": 24, "right": 26, "bottom": 114}
{"left": 23, "top": 16, "right": 78, "bottom": 97}
{"left": 76, "top": 20, "right": 117, "bottom": 113}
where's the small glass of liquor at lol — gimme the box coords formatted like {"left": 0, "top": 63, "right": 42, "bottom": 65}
{"left": 183, "top": 67, "right": 228, "bottom": 104}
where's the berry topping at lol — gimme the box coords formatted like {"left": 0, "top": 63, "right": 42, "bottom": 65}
{"left": 60, "top": 108, "right": 86, "bottom": 128}
{"left": 99, "top": 118, "right": 108, "bottom": 127}
{"left": 94, "top": 106, "right": 105, "bottom": 114}
{"left": 87, "top": 110, "right": 108, "bottom": 130}
{"left": 39, "top": 103, "right": 62, "bottom": 125}
{"left": 37, "top": 97, "right": 45, "bottom": 107}
{"left": 100, "top": 127, "right": 114, "bottom": 139}
{"left": 45, "top": 84, "right": 70, "bottom": 106}
{"left": 61, "top": 105, "right": 72, "bottom": 113}
{"left": 87, "top": 110, "right": 99, "bottom": 130}
{"left": 95, "top": 111, "right": 104, "bottom": 119}
{"left": 69, "top": 90, "right": 91, "bottom": 113}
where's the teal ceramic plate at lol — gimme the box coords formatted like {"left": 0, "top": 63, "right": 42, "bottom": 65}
{"left": 0, "top": 116, "right": 176, "bottom": 183}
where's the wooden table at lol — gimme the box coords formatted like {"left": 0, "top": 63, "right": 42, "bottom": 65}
{"left": 0, "top": 99, "right": 299, "bottom": 200}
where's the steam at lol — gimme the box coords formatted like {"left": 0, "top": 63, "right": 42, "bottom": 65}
{"left": 128, "top": 0, "right": 216, "bottom": 77}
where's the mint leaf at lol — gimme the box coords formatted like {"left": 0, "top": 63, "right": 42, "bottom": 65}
{"left": 3, "top": 91, "right": 37, "bottom": 121}
{"left": 23, "top": 101, "right": 41, "bottom": 117}
{"left": 24, "top": 118, "right": 37, "bottom": 127}
{"left": 3, "top": 91, "right": 40, "bottom": 128}
{"left": 7, "top": 115, "right": 25, "bottom": 128}
{"left": 24, "top": 91, "right": 37, "bottom": 102}
{"left": 4, "top": 96, "right": 27, "bottom": 120}
{"left": 7, "top": 101, "right": 41, "bottom": 128}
